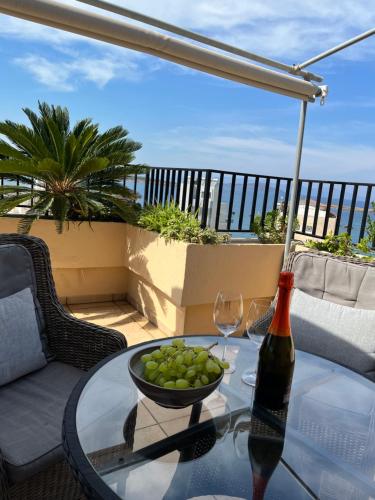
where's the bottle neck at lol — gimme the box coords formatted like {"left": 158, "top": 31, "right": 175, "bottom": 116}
{"left": 268, "top": 286, "right": 292, "bottom": 338}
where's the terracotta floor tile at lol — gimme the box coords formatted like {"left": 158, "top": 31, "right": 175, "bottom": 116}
{"left": 132, "top": 424, "right": 167, "bottom": 451}
{"left": 125, "top": 331, "right": 155, "bottom": 347}
{"left": 135, "top": 402, "right": 157, "bottom": 429}
{"left": 142, "top": 398, "right": 192, "bottom": 423}
{"left": 70, "top": 300, "right": 169, "bottom": 346}
{"left": 69, "top": 301, "right": 118, "bottom": 310}
{"left": 160, "top": 415, "right": 191, "bottom": 436}
{"left": 142, "top": 322, "right": 169, "bottom": 339}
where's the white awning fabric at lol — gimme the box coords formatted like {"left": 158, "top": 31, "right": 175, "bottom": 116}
{"left": 0, "top": 0, "right": 321, "bottom": 101}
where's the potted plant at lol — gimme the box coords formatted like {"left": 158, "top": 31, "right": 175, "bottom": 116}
{"left": 0, "top": 102, "right": 144, "bottom": 233}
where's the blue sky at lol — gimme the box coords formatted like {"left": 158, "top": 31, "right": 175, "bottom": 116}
{"left": 0, "top": 0, "right": 374, "bottom": 183}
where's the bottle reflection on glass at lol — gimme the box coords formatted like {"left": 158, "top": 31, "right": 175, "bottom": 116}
{"left": 248, "top": 402, "right": 289, "bottom": 500}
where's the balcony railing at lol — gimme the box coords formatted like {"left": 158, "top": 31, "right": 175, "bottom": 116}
{"left": 1, "top": 167, "right": 374, "bottom": 244}
{"left": 134, "top": 167, "right": 375, "bottom": 244}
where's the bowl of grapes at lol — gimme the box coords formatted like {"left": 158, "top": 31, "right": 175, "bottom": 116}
{"left": 128, "top": 339, "right": 226, "bottom": 408}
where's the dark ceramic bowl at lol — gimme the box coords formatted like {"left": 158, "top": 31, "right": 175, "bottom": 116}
{"left": 128, "top": 345, "right": 224, "bottom": 409}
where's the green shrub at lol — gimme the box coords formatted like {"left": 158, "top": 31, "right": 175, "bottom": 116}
{"left": 305, "top": 232, "right": 354, "bottom": 256}
{"left": 138, "top": 204, "right": 230, "bottom": 244}
{"left": 365, "top": 202, "right": 375, "bottom": 249}
{"left": 251, "top": 209, "right": 299, "bottom": 244}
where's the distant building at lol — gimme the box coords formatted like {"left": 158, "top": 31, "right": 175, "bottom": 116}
{"left": 296, "top": 199, "right": 336, "bottom": 242}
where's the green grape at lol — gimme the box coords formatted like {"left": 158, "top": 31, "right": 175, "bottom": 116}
{"left": 164, "top": 381, "right": 176, "bottom": 389}
{"left": 186, "top": 368, "right": 196, "bottom": 379}
{"left": 159, "top": 362, "right": 168, "bottom": 373}
{"left": 205, "top": 359, "right": 216, "bottom": 373}
{"left": 195, "top": 351, "right": 209, "bottom": 363}
{"left": 172, "top": 339, "right": 185, "bottom": 348}
{"left": 145, "top": 361, "right": 158, "bottom": 371}
{"left": 183, "top": 351, "right": 193, "bottom": 366}
{"left": 169, "top": 369, "right": 177, "bottom": 377}
{"left": 211, "top": 362, "right": 221, "bottom": 374}
{"left": 175, "top": 354, "right": 184, "bottom": 365}
{"left": 193, "top": 363, "right": 204, "bottom": 372}
{"left": 151, "top": 349, "right": 163, "bottom": 360}
{"left": 160, "top": 345, "right": 169, "bottom": 352}
{"left": 221, "top": 361, "right": 230, "bottom": 369}
{"left": 201, "top": 374, "right": 209, "bottom": 385}
{"left": 156, "top": 375, "right": 166, "bottom": 386}
{"left": 175, "top": 378, "right": 189, "bottom": 389}
{"left": 193, "top": 346, "right": 204, "bottom": 353}
{"left": 141, "top": 353, "right": 153, "bottom": 363}
{"left": 194, "top": 379, "right": 203, "bottom": 388}
{"left": 148, "top": 370, "right": 159, "bottom": 382}
{"left": 179, "top": 364, "right": 187, "bottom": 374}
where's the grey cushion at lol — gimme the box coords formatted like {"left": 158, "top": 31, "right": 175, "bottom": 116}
{"left": 0, "top": 361, "right": 83, "bottom": 483}
{"left": 291, "top": 252, "right": 375, "bottom": 309}
{"left": 0, "top": 287, "right": 47, "bottom": 386}
{"left": 291, "top": 288, "right": 375, "bottom": 379}
{"left": 0, "top": 244, "right": 51, "bottom": 358}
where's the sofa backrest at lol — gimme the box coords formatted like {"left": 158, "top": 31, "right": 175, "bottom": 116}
{"left": 288, "top": 252, "right": 375, "bottom": 310}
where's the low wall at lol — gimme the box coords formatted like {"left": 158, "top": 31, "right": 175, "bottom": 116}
{"left": 0, "top": 218, "right": 284, "bottom": 334}
{"left": 0, "top": 218, "right": 128, "bottom": 304}
{"left": 125, "top": 224, "right": 284, "bottom": 335}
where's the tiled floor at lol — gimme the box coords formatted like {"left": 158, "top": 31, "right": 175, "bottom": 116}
{"left": 66, "top": 300, "right": 171, "bottom": 346}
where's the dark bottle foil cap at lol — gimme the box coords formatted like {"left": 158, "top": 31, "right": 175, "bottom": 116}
{"left": 278, "top": 271, "right": 294, "bottom": 289}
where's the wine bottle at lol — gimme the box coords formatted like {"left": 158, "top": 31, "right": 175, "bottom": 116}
{"left": 254, "top": 271, "right": 295, "bottom": 411}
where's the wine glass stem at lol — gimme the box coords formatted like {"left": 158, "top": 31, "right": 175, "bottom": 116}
{"left": 222, "top": 335, "right": 228, "bottom": 361}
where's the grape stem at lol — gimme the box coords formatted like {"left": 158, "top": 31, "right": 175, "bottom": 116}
{"left": 205, "top": 341, "right": 219, "bottom": 351}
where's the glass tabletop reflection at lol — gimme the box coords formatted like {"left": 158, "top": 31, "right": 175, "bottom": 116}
{"left": 69, "top": 336, "right": 375, "bottom": 500}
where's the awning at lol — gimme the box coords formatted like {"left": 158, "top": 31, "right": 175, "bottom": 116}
{"left": 0, "top": 0, "right": 321, "bottom": 101}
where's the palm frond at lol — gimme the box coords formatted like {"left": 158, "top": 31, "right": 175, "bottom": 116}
{"left": 0, "top": 140, "right": 27, "bottom": 160}
{"left": 17, "top": 195, "right": 54, "bottom": 234}
{"left": 0, "top": 159, "right": 40, "bottom": 177}
{"left": 0, "top": 193, "right": 33, "bottom": 215}
{"left": 51, "top": 195, "right": 70, "bottom": 234}
{"left": 71, "top": 157, "right": 110, "bottom": 181}
{"left": 0, "top": 185, "right": 34, "bottom": 194}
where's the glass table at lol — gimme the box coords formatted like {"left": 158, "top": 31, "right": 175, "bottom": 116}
{"left": 63, "top": 337, "right": 375, "bottom": 500}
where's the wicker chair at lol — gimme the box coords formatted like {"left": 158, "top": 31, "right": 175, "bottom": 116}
{"left": 0, "top": 233, "right": 127, "bottom": 500}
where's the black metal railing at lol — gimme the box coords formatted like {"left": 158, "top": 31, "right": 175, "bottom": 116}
{"left": 1, "top": 167, "right": 374, "bottom": 244}
{"left": 137, "top": 167, "right": 375, "bottom": 244}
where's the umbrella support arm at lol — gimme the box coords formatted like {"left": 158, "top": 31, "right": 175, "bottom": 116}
{"left": 284, "top": 100, "right": 308, "bottom": 263}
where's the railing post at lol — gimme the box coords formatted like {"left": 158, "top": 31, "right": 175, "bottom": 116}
{"left": 200, "top": 170, "right": 212, "bottom": 228}
{"left": 144, "top": 171, "right": 150, "bottom": 206}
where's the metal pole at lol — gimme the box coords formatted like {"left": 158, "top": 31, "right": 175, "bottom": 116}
{"left": 296, "top": 27, "right": 375, "bottom": 70}
{"left": 284, "top": 100, "right": 308, "bottom": 262}
{"left": 77, "top": 0, "right": 323, "bottom": 82}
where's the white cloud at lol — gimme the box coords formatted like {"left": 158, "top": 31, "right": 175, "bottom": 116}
{"left": 141, "top": 122, "right": 375, "bottom": 182}
{"left": 13, "top": 50, "right": 149, "bottom": 91}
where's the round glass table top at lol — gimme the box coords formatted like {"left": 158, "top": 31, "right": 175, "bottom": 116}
{"left": 64, "top": 336, "right": 375, "bottom": 500}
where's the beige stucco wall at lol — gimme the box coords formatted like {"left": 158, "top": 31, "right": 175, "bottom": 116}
{"left": 0, "top": 218, "right": 128, "bottom": 303}
{"left": 125, "top": 225, "right": 284, "bottom": 334}
{"left": 0, "top": 218, "right": 283, "bottom": 334}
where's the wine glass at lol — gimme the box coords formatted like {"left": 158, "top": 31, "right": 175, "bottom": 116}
{"left": 241, "top": 298, "right": 270, "bottom": 386}
{"left": 213, "top": 291, "right": 243, "bottom": 374}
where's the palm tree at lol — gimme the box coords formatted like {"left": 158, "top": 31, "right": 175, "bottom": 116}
{"left": 0, "top": 102, "right": 145, "bottom": 233}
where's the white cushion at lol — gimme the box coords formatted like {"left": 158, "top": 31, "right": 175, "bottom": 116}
{"left": 0, "top": 287, "right": 47, "bottom": 386}
{"left": 290, "top": 289, "right": 375, "bottom": 379}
